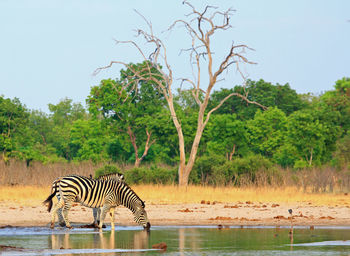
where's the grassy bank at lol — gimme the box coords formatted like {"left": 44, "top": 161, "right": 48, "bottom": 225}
{"left": 1, "top": 185, "right": 349, "bottom": 207}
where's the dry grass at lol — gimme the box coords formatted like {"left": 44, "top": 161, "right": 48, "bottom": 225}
{"left": 1, "top": 160, "right": 349, "bottom": 207}
{"left": 0, "top": 160, "right": 103, "bottom": 186}
{"left": 1, "top": 185, "right": 349, "bottom": 207}
{"left": 0, "top": 186, "right": 51, "bottom": 206}
{"left": 133, "top": 185, "right": 350, "bottom": 206}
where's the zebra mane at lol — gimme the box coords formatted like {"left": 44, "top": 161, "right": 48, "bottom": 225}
{"left": 121, "top": 182, "right": 145, "bottom": 208}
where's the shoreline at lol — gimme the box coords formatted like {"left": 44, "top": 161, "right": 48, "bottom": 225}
{"left": 1, "top": 201, "right": 350, "bottom": 228}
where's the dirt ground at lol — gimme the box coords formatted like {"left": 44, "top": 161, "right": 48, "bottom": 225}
{"left": 1, "top": 200, "right": 350, "bottom": 228}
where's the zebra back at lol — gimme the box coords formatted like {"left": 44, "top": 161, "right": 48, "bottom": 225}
{"left": 58, "top": 175, "right": 144, "bottom": 210}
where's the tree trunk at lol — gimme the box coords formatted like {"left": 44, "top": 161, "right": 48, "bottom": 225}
{"left": 167, "top": 96, "right": 188, "bottom": 186}
{"left": 178, "top": 164, "right": 189, "bottom": 186}
{"left": 229, "top": 144, "right": 236, "bottom": 161}
{"left": 178, "top": 104, "right": 207, "bottom": 186}
{"left": 134, "top": 158, "right": 141, "bottom": 168}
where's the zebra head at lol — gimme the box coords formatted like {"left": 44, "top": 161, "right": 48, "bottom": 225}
{"left": 134, "top": 201, "right": 151, "bottom": 231}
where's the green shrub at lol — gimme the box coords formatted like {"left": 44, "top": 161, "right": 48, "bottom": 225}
{"left": 293, "top": 160, "right": 309, "bottom": 169}
{"left": 124, "top": 166, "right": 177, "bottom": 184}
{"left": 94, "top": 165, "right": 123, "bottom": 179}
{"left": 192, "top": 154, "right": 226, "bottom": 184}
{"left": 211, "top": 155, "right": 274, "bottom": 185}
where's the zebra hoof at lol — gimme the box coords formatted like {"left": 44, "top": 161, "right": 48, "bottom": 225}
{"left": 50, "top": 223, "right": 55, "bottom": 229}
{"left": 59, "top": 222, "right": 66, "bottom": 227}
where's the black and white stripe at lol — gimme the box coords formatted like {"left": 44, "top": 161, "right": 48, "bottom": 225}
{"left": 49, "top": 173, "right": 124, "bottom": 227}
{"left": 91, "top": 173, "right": 125, "bottom": 227}
{"left": 43, "top": 174, "right": 150, "bottom": 230}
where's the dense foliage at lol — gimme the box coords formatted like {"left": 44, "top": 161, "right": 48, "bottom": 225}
{"left": 1, "top": 76, "right": 349, "bottom": 184}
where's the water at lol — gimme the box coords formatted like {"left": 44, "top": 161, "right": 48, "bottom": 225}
{"left": 1, "top": 225, "right": 350, "bottom": 255}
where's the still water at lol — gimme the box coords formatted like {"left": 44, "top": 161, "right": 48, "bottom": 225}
{"left": 1, "top": 225, "right": 350, "bottom": 255}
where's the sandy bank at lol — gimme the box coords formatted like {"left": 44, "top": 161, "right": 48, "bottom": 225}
{"left": 1, "top": 201, "right": 350, "bottom": 228}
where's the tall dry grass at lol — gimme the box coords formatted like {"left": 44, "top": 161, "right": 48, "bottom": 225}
{"left": 1, "top": 185, "right": 349, "bottom": 207}
{"left": 0, "top": 160, "right": 104, "bottom": 186}
{"left": 1, "top": 159, "right": 350, "bottom": 207}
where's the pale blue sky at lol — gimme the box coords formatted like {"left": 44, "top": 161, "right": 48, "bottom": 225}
{"left": 0, "top": 0, "right": 349, "bottom": 112}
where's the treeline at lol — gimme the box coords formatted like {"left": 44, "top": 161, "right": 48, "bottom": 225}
{"left": 1, "top": 77, "right": 349, "bottom": 185}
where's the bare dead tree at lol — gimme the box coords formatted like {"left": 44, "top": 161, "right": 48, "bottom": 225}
{"left": 94, "top": 1, "right": 266, "bottom": 186}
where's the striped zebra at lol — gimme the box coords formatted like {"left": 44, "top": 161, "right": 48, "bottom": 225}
{"left": 43, "top": 174, "right": 150, "bottom": 230}
{"left": 49, "top": 173, "right": 125, "bottom": 228}
{"left": 92, "top": 173, "right": 124, "bottom": 227}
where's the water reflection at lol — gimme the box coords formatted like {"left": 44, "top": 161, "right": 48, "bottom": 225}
{"left": 179, "top": 228, "right": 184, "bottom": 255}
{"left": 48, "top": 228, "right": 150, "bottom": 252}
{"left": 3, "top": 226, "right": 350, "bottom": 255}
{"left": 50, "top": 232, "right": 71, "bottom": 250}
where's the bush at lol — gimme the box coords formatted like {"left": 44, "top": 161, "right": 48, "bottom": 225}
{"left": 293, "top": 160, "right": 309, "bottom": 169}
{"left": 124, "top": 166, "right": 177, "bottom": 184}
{"left": 191, "top": 154, "right": 227, "bottom": 184}
{"left": 94, "top": 165, "right": 123, "bottom": 179}
{"left": 211, "top": 155, "right": 274, "bottom": 186}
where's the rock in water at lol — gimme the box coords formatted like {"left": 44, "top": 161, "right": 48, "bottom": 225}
{"left": 152, "top": 242, "right": 167, "bottom": 251}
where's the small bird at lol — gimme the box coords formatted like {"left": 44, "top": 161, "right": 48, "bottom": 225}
{"left": 288, "top": 209, "right": 293, "bottom": 215}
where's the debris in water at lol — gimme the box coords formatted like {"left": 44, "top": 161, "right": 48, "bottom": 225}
{"left": 152, "top": 242, "right": 167, "bottom": 251}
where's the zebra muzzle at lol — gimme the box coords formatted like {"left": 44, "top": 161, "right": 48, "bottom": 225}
{"left": 144, "top": 222, "right": 151, "bottom": 231}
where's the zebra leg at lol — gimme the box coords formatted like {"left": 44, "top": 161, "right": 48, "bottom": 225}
{"left": 92, "top": 208, "right": 99, "bottom": 228}
{"left": 55, "top": 195, "right": 65, "bottom": 227}
{"left": 50, "top": 199, "right": 64, "bottom": 229}
{"left": 109, "top": 207, "right": 115, "bottom": 230}
{"left": 57, "top": 208, "right": 66, "bottom": 227}
{"left": 95, "top": 208, "right": 106, "bottom": 228}
{"left": 61, "top": 197, "right": 74, "bottom": 229}
{"left": 99, "top": 204, "right": 111, "bottom": 230}
{"left": 97, "top": 208, "right": 101, "bottom": 225}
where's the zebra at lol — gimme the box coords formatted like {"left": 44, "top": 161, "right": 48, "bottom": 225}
{"left": 48, "top": 173, "right": 125, "bottom": 228}
{"left": 92, "top": 173, "right": 125, "bottom": 227}
{"left": 43, "top": 174, "right": 150, "bottom": 230}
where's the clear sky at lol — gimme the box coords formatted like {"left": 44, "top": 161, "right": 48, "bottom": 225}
{"left": 0, "top": 0, "right": 349, "bottom": 113}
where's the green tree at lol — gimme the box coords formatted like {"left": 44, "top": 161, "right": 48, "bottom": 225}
{"left": 88, "top": 63, "right": 166, "bottom": 167}
{"left": 48, "top": 98, "right": 86, "bottom": 126}
{"left": 48, "top": 98, "right": 87, "bottom": 160}
{"left": 209, "top": 79, "right": 305, "bottom": 120}
{"left": 285, "top": 110, "right": 327, "bottom": 167}
{"left": 320, "top": 77, "right": 350, "bottom": 135}
{"left": 333, "top": 131, "right": 350, "bottom": 168}
{"left": 0, "top": 96, "right": 29, "bottom": 161}
{"left": 205, "top": 114, "right": 249, "bottom": 160}
{"left": 247, "top": 107, "right": 287, "bottom": 158}
{"left": 69, "top": 119, "right": 109, "bottom": 162}
{"left": 14, "top": 110, "right": 51, "bottom": 165}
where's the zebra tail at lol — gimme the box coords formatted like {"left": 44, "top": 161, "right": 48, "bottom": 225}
{"left": 43, "top": 180, "right": 59, "bottom": 212}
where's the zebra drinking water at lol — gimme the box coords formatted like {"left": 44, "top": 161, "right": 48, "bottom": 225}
{"left": 48, "top": 173, "right": 124, "bottom": 228}
{"left": 43, "top": 174, "right": 150, "bottom": 230}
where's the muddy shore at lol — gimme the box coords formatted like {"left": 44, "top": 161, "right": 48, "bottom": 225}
{"left": 1, "top": 201, "right": 350, "bottom": 228}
